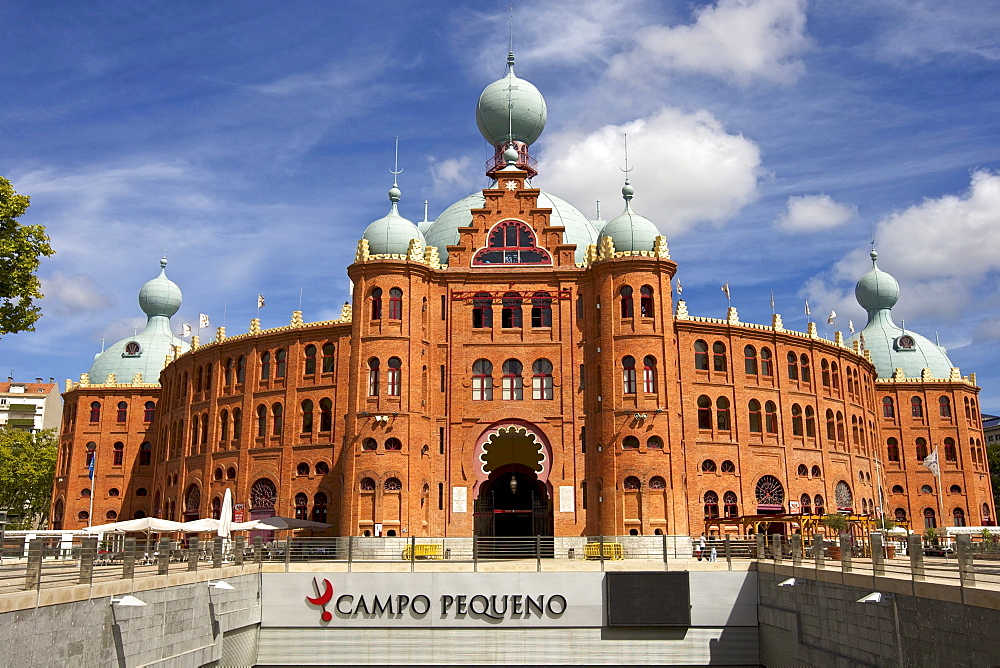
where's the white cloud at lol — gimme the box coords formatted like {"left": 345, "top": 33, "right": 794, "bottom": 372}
{"left": 608, "top": 0, "right": 809, "bottom": 85}
{"left": 875, "top": 1, "right": 1000, "bottom": 63}
{"left": 776, "top": 194, "right": 856, "bottom": 232}
{"left": 40, "top": 271, "right": 113, "bottom": 315}
{"left": 539, "top": 106, "right": 764, "bottom": 235}
{"left": 428, "top": 156, "right": 477, "bottom": 199}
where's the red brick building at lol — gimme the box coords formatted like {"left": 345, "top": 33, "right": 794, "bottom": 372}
{"left": 49, "top": 53, "right": 994, "bottom": 537}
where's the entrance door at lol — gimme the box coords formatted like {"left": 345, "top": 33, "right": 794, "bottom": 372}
{"left": 474, "top": 469, "right": 553, "bottom": 557}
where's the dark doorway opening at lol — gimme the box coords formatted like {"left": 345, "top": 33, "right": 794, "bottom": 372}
{"left": 474, "top": 467, "right": 553, "bottom": 558}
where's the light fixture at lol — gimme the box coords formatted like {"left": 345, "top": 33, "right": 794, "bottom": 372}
{"left": 111, "top": 595, "right": 147, "bottom": 607}
{"left": 777, "top": 577, "right": 796, "bottom": 587}
{"left": 509, "top": 477, "right": 518, "bottom": 494}
{"left": 207, "top": 580, "right": 235, "bottom": 590}
{"left": 857, "top": 591, "right": 891, "bottom": 604}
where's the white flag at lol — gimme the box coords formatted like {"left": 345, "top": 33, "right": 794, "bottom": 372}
{"left": 721, "top": 282, "right": 730, "bottom": 300}
{"left": 181, "top": 323, "right": 192, "bottom": 337}
{"left": 199, "top": 313, "right": 210, "bottom": 329}
{"left": 848, "top": 319, "right": 855, "bottom": 334}
{"left": 257, "top": 294, "right": 265, "bottom": 308}
{"left": 676, "top": 279, "right": 682, "bottom": 296}
{"left": 804, "top": 300, "right": 811, "bottom": 316}
{"left": 827, "top": 309, "right": 837, "bottom": 325}
{"left": 922, "top": 448, "right": 940, "bottom": 477}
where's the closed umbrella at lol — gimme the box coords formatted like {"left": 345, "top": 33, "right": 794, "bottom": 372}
{"left": 218, "top": 488, "right": 233, "bottom": 539}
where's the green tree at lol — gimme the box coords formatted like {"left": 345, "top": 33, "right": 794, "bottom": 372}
{"left": 989, "top": 443, "right": 1000, "bottom": 517}
{"left": 0, "top": 427, "right": 58, "bottom": 529}
{"left": 0, "top": 177, "right": 55, "bottom": 335}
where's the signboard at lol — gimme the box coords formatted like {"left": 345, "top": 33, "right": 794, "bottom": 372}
{"left": 559, "top": 486, "right": 575, "bottom": 512}
{"left": 789, "top": 500, "right": 800, "bottom": 512}
{"left": 262, "top": 572, "right": 603, "bottom": 629}
{"left": 451, "top": 486, "right": 467, "bottom": 513}
{"left": 233, "top": 503, "right": 245, "bottom": 523}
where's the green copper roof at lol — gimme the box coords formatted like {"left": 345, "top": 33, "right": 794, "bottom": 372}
{"left": 597, "top": 180, "right": 661, "bottom": 253}
{"left": 362, "top": 183, "right": 426, "bottom": 255}
{"left": 476, "top": 52, "right": 547, "bottom": 146}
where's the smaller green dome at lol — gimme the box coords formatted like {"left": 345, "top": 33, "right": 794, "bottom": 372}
{"left": 476, "top": 52, "right": 547, "bottom": 146}
{"left": 597, "top": 180, "right": 660, "bottom": 253}
{"left": 855, "top": 250, "right": 899, "bottom": 311}
{"left": 362, "top": 182, "right": 425, "bottom": 255}
{"left": 138, "top": 257, "right": 182, "bottom": 318}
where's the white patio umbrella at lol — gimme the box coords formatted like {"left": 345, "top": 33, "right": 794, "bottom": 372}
{"left": 218, "top": 488, "right": 233, "bottom": 539}
{"left": 84, "top": 517, "right": 187, "bottom": 533}
{"left": 247, "top": 516, "right": 332, "bottom": 530}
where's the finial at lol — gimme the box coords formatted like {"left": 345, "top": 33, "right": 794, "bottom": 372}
{"left": 503, "top": 145, "right": 519, "bottom": 166}
{"left": 620, "top": 133, "right": 632, "bottom": 176}
{"left": 870, "top": 248, "right": 878, "bottom": 265}
{"left": 423, "top": 200, "right": 429, "bottom": 222}
{"left": 388, "top": 136, "right": 403, "bottom": 203}
{"left": 596, "top": 200, "right": 601, "bottom": 219}
{"left": 160, "top": 255, "right": 168, "bottom": 270}
{"left": 620, "top": 134, "right": 634, "bottom": 201}
{"left": 508, "top": 6, "right": 514, "bottom": 62}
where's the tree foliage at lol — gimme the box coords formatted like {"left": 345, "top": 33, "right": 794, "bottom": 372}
{"left": 0, "top": 427, "right": 58, "bottom": 529}
{"left": 989, "top": 442, "right": 1000, "bottom": 518}
{"left": 0, "top": 177, "right": 55, "bottom": 335}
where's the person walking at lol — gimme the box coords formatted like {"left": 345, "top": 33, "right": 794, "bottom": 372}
{"left": 696, "top": 533, "right": 706, "bottom": 561}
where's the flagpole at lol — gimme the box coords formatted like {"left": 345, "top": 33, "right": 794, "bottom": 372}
{"left": 935, "top": 451, "right": 945, "bottom": 535}
{"left": 88, "top": 447, "right": 96, "bottom": 529}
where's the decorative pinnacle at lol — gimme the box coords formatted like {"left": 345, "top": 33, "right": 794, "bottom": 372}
{"left": 160, "top": 256, "right": 168, "bottom": 270}
{"left": 870, "top": 249, "right": 878, "bottom": 265}
{"left": 389, "top": 136, "right": 403, "bottom": 203}
{"left": 622, "top": 179, "right": 634, "bottom": 201}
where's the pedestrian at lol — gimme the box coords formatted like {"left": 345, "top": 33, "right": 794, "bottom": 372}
{"left": 696, "top": 533, "right": 706, "bottom": 561}
{"left": 709, "top": 536, "right": 718, "bottom": 562}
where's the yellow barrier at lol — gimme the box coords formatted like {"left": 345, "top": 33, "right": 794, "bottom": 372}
{"left": 402, "top": 544, "right": 443, "bottom": 560}
{"left": 584, "top": 542, "right": 623, "bottom": 560}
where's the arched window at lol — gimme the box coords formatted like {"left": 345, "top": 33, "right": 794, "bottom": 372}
{"left": 800, "top": 494, "right": 812, "bottom": 515}
{"left": 805, "top": 406, "right": 816, "bottom": 437}
{"left": 983, "top": 503, "right": 992, "bottom": 524}
{"left": 647, "top": 436, "right": 664, "bottom": 449}
{"left": 619, "top": 286, "right": 634, "bottom": 318}
{"left": 139, "top": 441, "right": 152, "bottom": 466}
{"left": 501, "top": 292, "right": 523, "bottom": 328}
{"left": 368, "top": 358, "right": 380, "bottom": 396}
{"left": 304, "top": 344, "right": 317, "bottom": 375}
{"left": 232, "top": 408, "right": 242, "bottom": 440}
{"left": 882, "top": 397, "right": 895, "bottom": 418}
{"left": 799, "top": 354, "right": 810, "bottom": 382}
{"left": 797, "top": 464, "right": 808, "bottom": 476}
{"left": 113, "top": 442, "right": 124, "bottom": 466}
{"left": 835, "top": 481, "right": 853, "bottom": 510}
{"left": 862, "top": 498, "right": 868, "bottom": 514}
{"left": 851, "top": 416, "right": 860, "bottom": 445}
{"left": 472, "top": 292, "right": 493, "bottom": 328}
{"left": 362, "top": 438, "right": 377, "bottom": 451}
{"left": 716, "top": 397, "right": 731, "bottom": 431}
{"left": 472, "top": 359, "right": 494, "bottom": 400}
{"left": 214, "top": 468, "right": 223, "bottom": 481}
{"left": 949, "top": 484, "right": 962, "bottom": 494}
{"left": 697, "top": 395, "right": 712, "bottom": 429}
{"left": 623, "top": 476, "right": 641, "bottom": 490}
{"left": 387, "top": 357, "right": 402, "bottom": 396}
{"left": 640, "top": 285, "right": 654, "bottom": 317}
{"left": 532, "top": 359, "right": 553, "bottom": 400}
{"left": 385, "top": 438, "right": 402, "bottom": 451}
{"left": 704, "top": 491, "right": 719, "bottom": 518}
{"left": 256, "top": 405, "right": 267, "bottom": 438}
{"left": 294, "top": 493, "right": 308, "bottom": 520}
{"left": 825, "top": 409, "right": 836, "bottom": 441}
{"left": 642, "top": 356, "right": 657, "bottom": 393}
{"left": 474, "top": 220, "right": 552, "bottom": 265}
{"left": 81, "top": 488, "right": 91, "bottom": 498}
{"left": 301, "top": 400, "right": 314, "bottom": 433}
{"left": 821, "top": 359, "right": 831, "bottom": 387}
{"left": 915, "top": 437, "right": 928, "bottom": 461}
{"left": 713, "top": 342, "right": 727, "bottom": 372}
{"left": 275, "top": 349, "right": 286, "bottom": 378}
{"left": 791, "top": 404, "right": 803, "bottom": 436}
{"left": 814, "top": 494, "right": 825, "bottom": 515}
{"left": 765, "top": 401, "right": 778, "bottom": 434}
{"left": 622, "top": 356, "right": 637, "bottom": 394}
{"left": 89, "top": 401, "right": 101, "bottom": 422}
{"left": 911, "top": 396, "right": 923, "bottom": 418}
{"left": 887, "top": 438, "right": 900, "bottom": 462}
{"left": 322, "top": 344, "right": 335, "bottom": 373}
{"left": 297, "top": 462, "right": 310, "bottom": 476}
{"left": 371, "top": 287, "right": 383, "bottom": 320}
{"left": 702, "top": 459, "right": 717, "bottom": 472}
{"left": 723, "top": 492, "right": 739, "bottom": 517}
{"left": 760, "top": 347, "right": 773, "bottom": 376}
{"left": 953, "top": 508, "right": 966, "bottom": 527}
{"left": 144, "top": 401, "right": 155, "bottom": 422}
{"left": 388, "top": 287, "right": 403, "bottom": 320}
{"left": 502, "top": 359, "right": 523, "bottom": 400}
{"left": 943, "top": 437, "right": 956, "bottom": 461}
{"left": 319, "top": 398, "right": 332, "bottom": 432}
{"left": 748, "top": 399, "right": 762, "bottom": 433}
{"left": 650, "top": 476, "right": 666, "bottom": 490}
{"left": 201, "top": 413, "right": 208, "bottom": 445}
{"left": 892, "top": 485, "right": 904, "bottom": 494}
{"left": 236, "top": 356, "right": 246, "bottom": 383}
{"left": 744, "top": 346, "right": 757, "bottom": 375}
{"left": 754, "top": 475, "right": 785, "bottom": 508}
{"left": 312, "top": 492, "right": 328, "bottom": 522}
{"left": 271, "top": 403, "right": 283, "bottom": 436}
{"left": 360, "top": 477, "right": 376, "bottom": 492}
{"left": 923, "top": 508, "right": 937, "bottom": 529}
{"left": 811, "top": 465, "right": 821, "bottom": 477}
{"left": 622, "top": 436, "right": 640, "bottom": 450}
{"left": 196, "top": 367, "right": 203, "bottom": 393}
{"left": 831, "top": 362, "right": 839, "bottom": 389}
{"left": 836, "top": 412, "right": 845, "bottom": 441}
{"left": 939, "top": 396, "right": 952, "bottom": 418}
{"left": 385, "top": 477, "right": 402, "bottom": 491}
{"left": 787, "top": 352, "right": 798, "bottom": 380}
{"left": 531, "top": 291, "right": 552, "bottom": 327}
{"left": 115, "top": 401, "right": 127, "bottom": 423}
{"left": 721, "top": 460, "right": 736, "bottom": 473}
{"left": 694, "top": 340, "right": 709, "bottom": 370}
{"left": 260, "top": 352, "right": 271, "bottom": 380}
{"left": 316, "top": 461, "right": 329, "bottom": 475}
{"left": 224, "top": 358, "right": 234, "bottom": 385}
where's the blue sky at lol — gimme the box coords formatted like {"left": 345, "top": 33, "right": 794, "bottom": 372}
{"left": 3, "top": 0, "right": 1000, "bottom": 412}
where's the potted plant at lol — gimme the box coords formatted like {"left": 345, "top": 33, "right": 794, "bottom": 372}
{"left": 874, "top": 517, "right": 898, "bottom": 558}
{"left": 822, "top": 513, "right": 849, "bottom": 560}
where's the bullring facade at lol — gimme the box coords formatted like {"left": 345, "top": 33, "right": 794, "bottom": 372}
{"left": 49, "top": 53, "right": 994, "bottom": 538}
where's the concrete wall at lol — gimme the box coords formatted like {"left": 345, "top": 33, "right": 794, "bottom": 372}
{"left": 758, "top": 564, "right": 1000, "bottom": 667}
{"left": 0, "top": 566, "right": 260, "bottom": 668}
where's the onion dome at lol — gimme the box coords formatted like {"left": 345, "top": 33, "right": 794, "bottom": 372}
{"left": 847, "top": 249, "right": 953, "bottom": 379}
{"left": 476, "top": 52, "right": 547, "bottom": 147}
{"left": 88, "top": 257, "right": 188, "bottom": 384}
{"left": 361, "top": 182, "right": 426, "bottom": 255}
{"left": 596, "top": 179, "right": 661, "bottom": 252}
{"left": 425, "top": 190, "right": 599, "bottom": 264}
